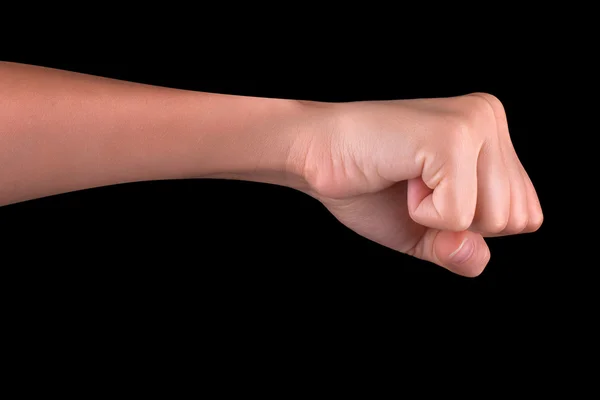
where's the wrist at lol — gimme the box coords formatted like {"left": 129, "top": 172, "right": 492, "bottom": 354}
{"left": 198, "top": 95, "right": 337, "bottom": 194}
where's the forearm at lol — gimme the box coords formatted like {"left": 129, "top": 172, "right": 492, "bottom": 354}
{"left": 0, "top": 62, "right": 312, "bottom": 206}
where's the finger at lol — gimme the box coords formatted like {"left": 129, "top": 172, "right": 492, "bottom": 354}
{"left": 520, "top": 167, "right": 544, "bottom": 232}
{"left": 502, "top": 128, "right": 544, "bottom": 234}
{"left": 485, "top": 124, "right": 543, "bottom": 236}
{"left": 470, "top": 137, "right": 511, "bottom": 234}
{"left": 407, "top": 229, "right": 491, "bottom": 277}
{"left": 480, "top": 151, "right": 529, "bottom": 237}
{"left": 480, "top": 92, "right": 542, "bottom": 236}
{"left": 407, "top": 148, "right": 478, "bottom": 232}
{"left": 482, "top": 165, "right": 542, "bottom": 237}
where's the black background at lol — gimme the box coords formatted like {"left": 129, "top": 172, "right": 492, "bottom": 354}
{"left": 1, "top": 15, "right": 592, "bottom": 386}
{"left": 2, "top": 29, "right": 579, "bottom": 342}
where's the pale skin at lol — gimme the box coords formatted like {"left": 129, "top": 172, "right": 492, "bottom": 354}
{"left": 0, "top": 61, "right": 543, "bottom": 277}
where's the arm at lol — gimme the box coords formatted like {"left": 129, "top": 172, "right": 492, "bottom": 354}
{"left": 0, "top": 61, "right": 543, "bottom": 277}
{"left": 0, "top": 61, "right": 312, "bottom": 206}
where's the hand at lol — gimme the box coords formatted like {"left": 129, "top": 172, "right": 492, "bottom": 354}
{"left": 297, "top": 93, "right": 543, "bottom": 277}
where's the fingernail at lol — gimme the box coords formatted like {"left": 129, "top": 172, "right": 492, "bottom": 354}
{"left": 449, "top": 238, "right": 474, "bottom": 265}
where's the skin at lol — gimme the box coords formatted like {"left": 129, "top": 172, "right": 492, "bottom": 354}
{"left": 0, "top": 61, "right": 543, "bottom": 277}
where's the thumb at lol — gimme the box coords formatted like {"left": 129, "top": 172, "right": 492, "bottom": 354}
{"left": 410, "top": 229, "right": 491, "bottom": 277}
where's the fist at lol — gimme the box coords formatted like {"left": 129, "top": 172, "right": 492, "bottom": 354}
{"left": 299, "top": 93, "right": 543, "bottom": 276}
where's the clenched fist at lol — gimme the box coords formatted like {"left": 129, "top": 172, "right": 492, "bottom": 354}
{"left": 297, "top": 93, "right": 543, "bottom": 277}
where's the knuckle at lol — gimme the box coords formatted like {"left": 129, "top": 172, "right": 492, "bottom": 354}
{"left": 461, "top": 92, "right": 507, "bottom": 137}
{"left": 441, "top": 114, "right": 477, "bottom": 154}
{"left": 504, "top": 213, "right": 529, "bottom": 234}
{"left": 482, "top": 214, "right": 509, "bottom": 233}
{"left": 450, "top": 212, "right": 474, "bottom": 232}
{"left": 528, "top": 211, "right": 544, "bottom": 232}
{"left": 446, "top": 113, "right": 472, "bottom": 140}
{"left": 437, "top": 195, "right": 475, "bottom": 231}
{"left": 469, "top": 92, "right": 507, "bottom": 119}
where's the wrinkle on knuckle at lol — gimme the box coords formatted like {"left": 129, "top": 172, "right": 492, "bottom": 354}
{"left": 448, "top": 212, "right": 473, "bottom": 232}
{"left": 483, "top": 216, "right": 509, "bottom": 234}
{"left": 504, "top": 214, "right": 528, "bottom": 234}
